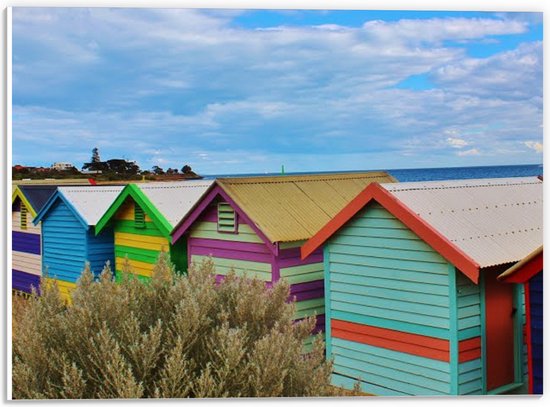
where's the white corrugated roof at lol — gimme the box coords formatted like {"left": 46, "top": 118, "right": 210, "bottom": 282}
{"left": 136, "top": 181, "right": 214, "bottom": 228}
{"left": 59, "top": 186, "right": 124, "bottom": 226}
{"left": 381, "top": 177, "right": 543, "bottom": 269}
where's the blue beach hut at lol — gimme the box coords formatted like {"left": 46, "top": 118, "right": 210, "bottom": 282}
{"left": 33, "top": 186, "right": 123, "bottom": 300}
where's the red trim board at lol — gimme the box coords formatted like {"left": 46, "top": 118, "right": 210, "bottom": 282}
{"left": 301, "top": 183, "right": 480, "bottom": 284}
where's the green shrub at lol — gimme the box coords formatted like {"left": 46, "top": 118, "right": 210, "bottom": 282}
{"left": 12, "top": 254, "right": 345, "bottom": 399}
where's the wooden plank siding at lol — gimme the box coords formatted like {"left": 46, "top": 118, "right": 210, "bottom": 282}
{"left": 529, "top": 272, "right": 543, "bottom": 394}
{"left": 12, "top": 208, "right": 41, "bottom": 234}
{"left": 188, "top": 201, "right": 326, "bottom": 333}
{"left": 41, "top": 199, "right": 114, "bottom": 285}
{"left": 456, "top": 270, "right": 483, "bottom": 394}
{"left": 12, "top": 207, "right": 43, "bottom": 293}
{"left": 43, "top": 278, "right": 77, "bottom": 303}
{"left": 325, "top": 202, "right": 455, "bottom": 395}
{"left": 112, "top": 199, "right": 185, "bottom": 279}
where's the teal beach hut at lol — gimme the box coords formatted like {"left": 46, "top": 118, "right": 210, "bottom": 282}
{"left": 33, "top": 186, "right": 123, "bottom": 300}
{"left": 302, "top": 177, "right": 542, "bottom": 396}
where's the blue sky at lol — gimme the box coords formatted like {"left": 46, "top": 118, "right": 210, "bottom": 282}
{"left": 11, "top": 8, "right": 543, "bottom": 175}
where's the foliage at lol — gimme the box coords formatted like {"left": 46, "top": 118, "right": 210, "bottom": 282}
{"left": 12, "top": 254, "right": 347, "bottom": 399}
{"left": 151, "top": 165, "right": 164, "bottom": 175}
{"left": 92, "top": 147, "right": 101, "bottom": 163}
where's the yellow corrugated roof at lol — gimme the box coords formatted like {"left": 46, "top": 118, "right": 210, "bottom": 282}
{"left": 218, "top": 171, "right": 396, "bottom": 243}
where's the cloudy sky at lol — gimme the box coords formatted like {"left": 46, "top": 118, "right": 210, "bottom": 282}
{"left": 11, "top": 7, "right": 543, "bottom": 175}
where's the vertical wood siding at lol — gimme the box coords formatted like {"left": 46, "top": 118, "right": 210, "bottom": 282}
{"left": 41, "top": 200, "right": 88, "bottom": 283}
{"left": 326, "top": 202, "right": 453, "bottom": 395}
{"left": 529, "top": 272, "right": 543, "bottom": 394}
{"left": 520, "top": 283, "right": 528, "bottom": 388}
{"left": 456, "top": 271, "right": 483, "bottom": 394}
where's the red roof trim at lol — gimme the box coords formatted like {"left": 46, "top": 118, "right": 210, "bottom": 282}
{"left": 499, "top": 250, "right": 543, "bottom": 283}
{"left": 301, "top": 182, "right": 481, "bottom": 284}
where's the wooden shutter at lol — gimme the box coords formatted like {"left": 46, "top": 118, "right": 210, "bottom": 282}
{"left": 20, "top": 202, "right": 28, "bottom": 230}
{"left": 217, "top": 202, "right": 238, "bottom": 233}
{"left": 134, "top": 204, "right": 145, "bottom": 228}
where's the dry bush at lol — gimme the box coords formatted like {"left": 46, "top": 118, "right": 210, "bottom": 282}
{"left": 12, "top": 253, "right": 346, "bottom": 399}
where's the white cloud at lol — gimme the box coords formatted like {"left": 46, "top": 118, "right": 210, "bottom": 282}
{"left": 362, "top": 17, "right": 527, "bottom": 45}
{"left": 447, "top": 137, "right": 469, "bottom": 148}
{"left": 11, "top": 9, "right": 543, "bottom": 172}
{"left": 524, "top": 141, "right": 543, "bottom": 153}
{"left": 457, "top": 148, "right": 480, "bottom": 156}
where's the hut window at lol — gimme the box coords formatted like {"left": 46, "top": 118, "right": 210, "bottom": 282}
{"left": 134, "top": 204, "right": 145, "bottom": 229}
{"left": 20, "top": 202, "right": 28, "bottom": 230}
{"left": 217, "top": 202, "right": 238, "bottom": 233}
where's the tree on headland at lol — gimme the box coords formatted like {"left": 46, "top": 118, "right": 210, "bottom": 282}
{"left": 181, "top": 165, "right": 192, "bottom": 174}
{"left": 91, "top": 147, "right": 101, "bottom": 163}
{"left": 152, "top": 165, "right": 164, "bottom": 175}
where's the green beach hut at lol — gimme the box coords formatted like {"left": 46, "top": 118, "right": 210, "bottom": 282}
{"left": 95, "top": 181, "right": 213, "bottom": 280}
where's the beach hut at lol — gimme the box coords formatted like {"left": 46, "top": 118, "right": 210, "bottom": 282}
{"left": 498, "top": 246, "right": 543, "bottom": 394}
{"left": 171, "top": 172, "right": 396, "bottom": 344}
{"left": 301, "top": 177, "right": 542, "bottom": 396}
{"left": 11, "top": 185, "right": 57, "bottom": 293}
{"left": 94, "top": 181, "right": 214, "bottom": 280}
{"left": 33, "top": 186, "right": 123, "bottom": 300}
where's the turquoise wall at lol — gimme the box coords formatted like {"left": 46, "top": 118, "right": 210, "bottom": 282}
{"left": 325, "top": 202, "right": 454, "bottom": 395}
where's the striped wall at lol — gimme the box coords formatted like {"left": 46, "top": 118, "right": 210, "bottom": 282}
{"left": 43, "top": 278, "right": 77, "bottom": 303}
{"left": 325, "top": 202, "right": 456, "bottom": 395}
{"left": 278, "top": 245, "right": 325, "bottom": 332}
{"left": 12, "top": 204, "right": 42, "bottom": 293}
{"left": 188, "top": 201, "right": 325, "bottom": 332}
{"left": 113, "top": 198, "right": 183, "bottom": 280}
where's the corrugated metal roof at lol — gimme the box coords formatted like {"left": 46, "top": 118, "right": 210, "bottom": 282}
{"left": 136, "top": 181, "right": 214, "bottom": 228}
{"left": 381, "top": 177, "right": 543, "bottom": 269}
{"left": 18, "top": 185, "right": 58, "bottom": 214}
{"left": 218, "top": 172, "right": 396, "bottom": 243}
{"left": 59, "top": 186, "right": 124, "bottom": 226}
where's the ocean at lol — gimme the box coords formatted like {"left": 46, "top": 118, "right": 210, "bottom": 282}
{"left": 203, "top": 164, "right": 543, "bottom": 182}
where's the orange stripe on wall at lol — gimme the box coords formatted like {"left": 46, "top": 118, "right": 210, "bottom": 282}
{"left": 331, "top": 319, "right": 451, "bottom": 362}
{"left": 458, "top": 337, "right": 482, "bottom": 363}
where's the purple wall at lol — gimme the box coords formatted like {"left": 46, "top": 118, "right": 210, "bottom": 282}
{"left": 12, "top": 231, "right": 41, "bottom": 255}
{"left": 12, "top": 269, "right": 41, "bottom": 294}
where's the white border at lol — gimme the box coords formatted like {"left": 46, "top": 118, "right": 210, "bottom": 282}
{"left": 1, "top": 1, "right": 547, "bottom": 405}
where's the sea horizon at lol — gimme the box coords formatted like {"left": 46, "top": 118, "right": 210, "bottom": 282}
{"left": 202, "top": 163, "right": 543, "bottom": 182}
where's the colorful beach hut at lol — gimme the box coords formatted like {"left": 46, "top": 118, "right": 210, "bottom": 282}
{"left": 94, "top": 181, "right": 214, "bottom": 280}
{"left": 11, "top": 185, "right": 57, "bottom": 293}
{"left": 171, "top": 172, "right": 396, "bottom": 341}
{"left": 498, "top": 246, "right": 543, "bottom": 394}
{"left": 302, "top": 177, "right": 542, "bottom": 396}
{"left": 33, "top": 186, "right": 123, "bottom": 300}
